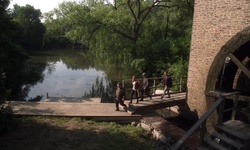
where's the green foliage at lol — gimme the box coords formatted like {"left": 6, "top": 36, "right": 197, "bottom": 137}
{"left": 0, "top": 0, "right": 45, "bottom": 101}
{"left": 0, "top": 70, "right": 10, "bottom": 101}
{"left": 168, "top": 59, "right": 188, "bottom": 91}
{"left": 131, "top": 58, "right": 146, "bottom": 73}
{"left": 11, "top": 4, "right": 46, "bottom": 50}
{"left": 0, "top": 0, "right": 27, "bottom": 100}
{"left": 44, "top": 0, "right": 194, "bottom": 78}
{"left": 0, "top": 41, "right": 31, "bottom": 100}
{"left": 0, "top": 101, "right": 13, "bottom": 133}
{"left": 169, "top": 59, "right": 188, "bottom": 78}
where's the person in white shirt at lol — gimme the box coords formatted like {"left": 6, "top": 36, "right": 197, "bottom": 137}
{"left": 130, "top": 75, "right": 139, "bottom": 103}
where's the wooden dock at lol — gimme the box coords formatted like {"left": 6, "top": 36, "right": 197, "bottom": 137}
{"left": 8, "top": 92, "right": 202, "bottom": 149}
{"left": 9, "top": 100, "right": 141, "bottom": 123}
{"left": 127, "top": 92, "right": 186, "bottom": 114}
{"left": 9, "top": 92, "right": 186, "bottom": 123}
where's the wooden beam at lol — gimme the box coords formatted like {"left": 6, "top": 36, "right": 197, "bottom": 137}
{"left": 229, "top": 53, "right": 250, "bottom": 79}
{"left": 130, "top": 99, "right": 186, "bottom": 114}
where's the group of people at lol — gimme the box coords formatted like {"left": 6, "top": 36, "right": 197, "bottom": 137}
{"left": 114, "top": 70, "right": 172, "bottom": 111}
{"left": 130, "top": 73, "right": 152, "bottom": 104}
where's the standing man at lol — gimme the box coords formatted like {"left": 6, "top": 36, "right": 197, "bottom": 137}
{"left": 161, "top": 70, "right": 172, "bottom": 99}
{"left": 115, "top": 82, "right": 127, "bottom": 111}
{"left": 140, "top": 73, "right": 152, "bottom": 101}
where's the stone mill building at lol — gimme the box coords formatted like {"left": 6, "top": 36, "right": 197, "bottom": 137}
{"left": 184, "top": 0, "right": 250, "bottom": 127}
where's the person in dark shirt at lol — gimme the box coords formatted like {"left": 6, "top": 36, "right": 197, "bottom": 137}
{"left": 161, "top": 70, "right": 172, "bottom": 99}
{"left": 115, "top": 82, "right": 127, "bottom": 111}
{"left": 140, "top": 72, "right": 152, "bottom": 101}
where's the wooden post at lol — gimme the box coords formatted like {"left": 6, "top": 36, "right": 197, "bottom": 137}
{"left": 122, "top": 80, "right": 125, "bottom": 99}
{"left": 153, "top": 78, "right": 156, "bottom": 95}
{"left": 46, "top": 93, "right": 49, "bottom": 98}
{"left": 199, "top": 120, "right": 207, "bottom": 147}
{"left": 179, "top": 77, "right": 182, "bottom": 92}
{"left": 218, "top": 97, "right": 225, "bottom": 124}
{"left": 122, "top": 80, "right": 125, "bottom": 88}
{"left": 231, "top": 93, "right": 239, "bottom": 120}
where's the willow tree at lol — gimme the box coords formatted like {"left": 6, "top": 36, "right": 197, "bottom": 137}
{"left": 44, "top": 0, "right": 194, "bottom": 77}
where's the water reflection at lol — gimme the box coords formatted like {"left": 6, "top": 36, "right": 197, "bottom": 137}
{"left": 82, "top": 76, "right": 117, "bottom": 103}
{"left": 22, "top": 50, "right": 119, "bottom": 102}
{"left": 26, "top": 60, "right": 106, "bottom": 101}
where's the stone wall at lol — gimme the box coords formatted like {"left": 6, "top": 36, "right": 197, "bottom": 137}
{"left": 187, "top": 0, "right": 250, "bottom": 118}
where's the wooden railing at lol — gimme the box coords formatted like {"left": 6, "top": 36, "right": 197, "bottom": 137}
{"left": 171, "top": 91, "right": 240, "bottom": 150}
{"left": 122, "top": 76, "right": 187, "bottom": 99}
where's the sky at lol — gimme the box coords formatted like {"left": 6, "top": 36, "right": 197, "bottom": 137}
{"left": 9, "top": 0, "right": 114, "bottom": 13}
{"left": 9, "top": 0, "right": 75, "bottom": 13}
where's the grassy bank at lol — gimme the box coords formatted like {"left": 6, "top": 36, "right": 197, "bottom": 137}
{"left": 0, "top": 116, "right": 157, "bottom": 150}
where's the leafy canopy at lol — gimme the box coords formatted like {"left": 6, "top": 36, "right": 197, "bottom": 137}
{"left": 44, "top": 0, "right": 194, "bottom": 78}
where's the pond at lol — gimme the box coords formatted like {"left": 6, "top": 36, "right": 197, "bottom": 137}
{"left": 23, "top": 50, "right": 122, "bottom": 101}
{"left": 27, "top": 61, "right": 106, "bottom": 101}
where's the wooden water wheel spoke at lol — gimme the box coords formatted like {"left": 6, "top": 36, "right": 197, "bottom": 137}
{"left": 228, "top": 53, "right": 250, "bottom": 79}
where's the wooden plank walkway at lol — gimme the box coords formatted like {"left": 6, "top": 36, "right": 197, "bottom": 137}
{"left": 9, "top": 92, "right": 186, "bottom": 123}
{"left": 127, "top": 92, "right": 186, "bottom": 114}
{"left": 9, "top": 100, "right": 140, "bottom": 123}
{"left": 8, "top": 92, "right": 198, "bottom": 149}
